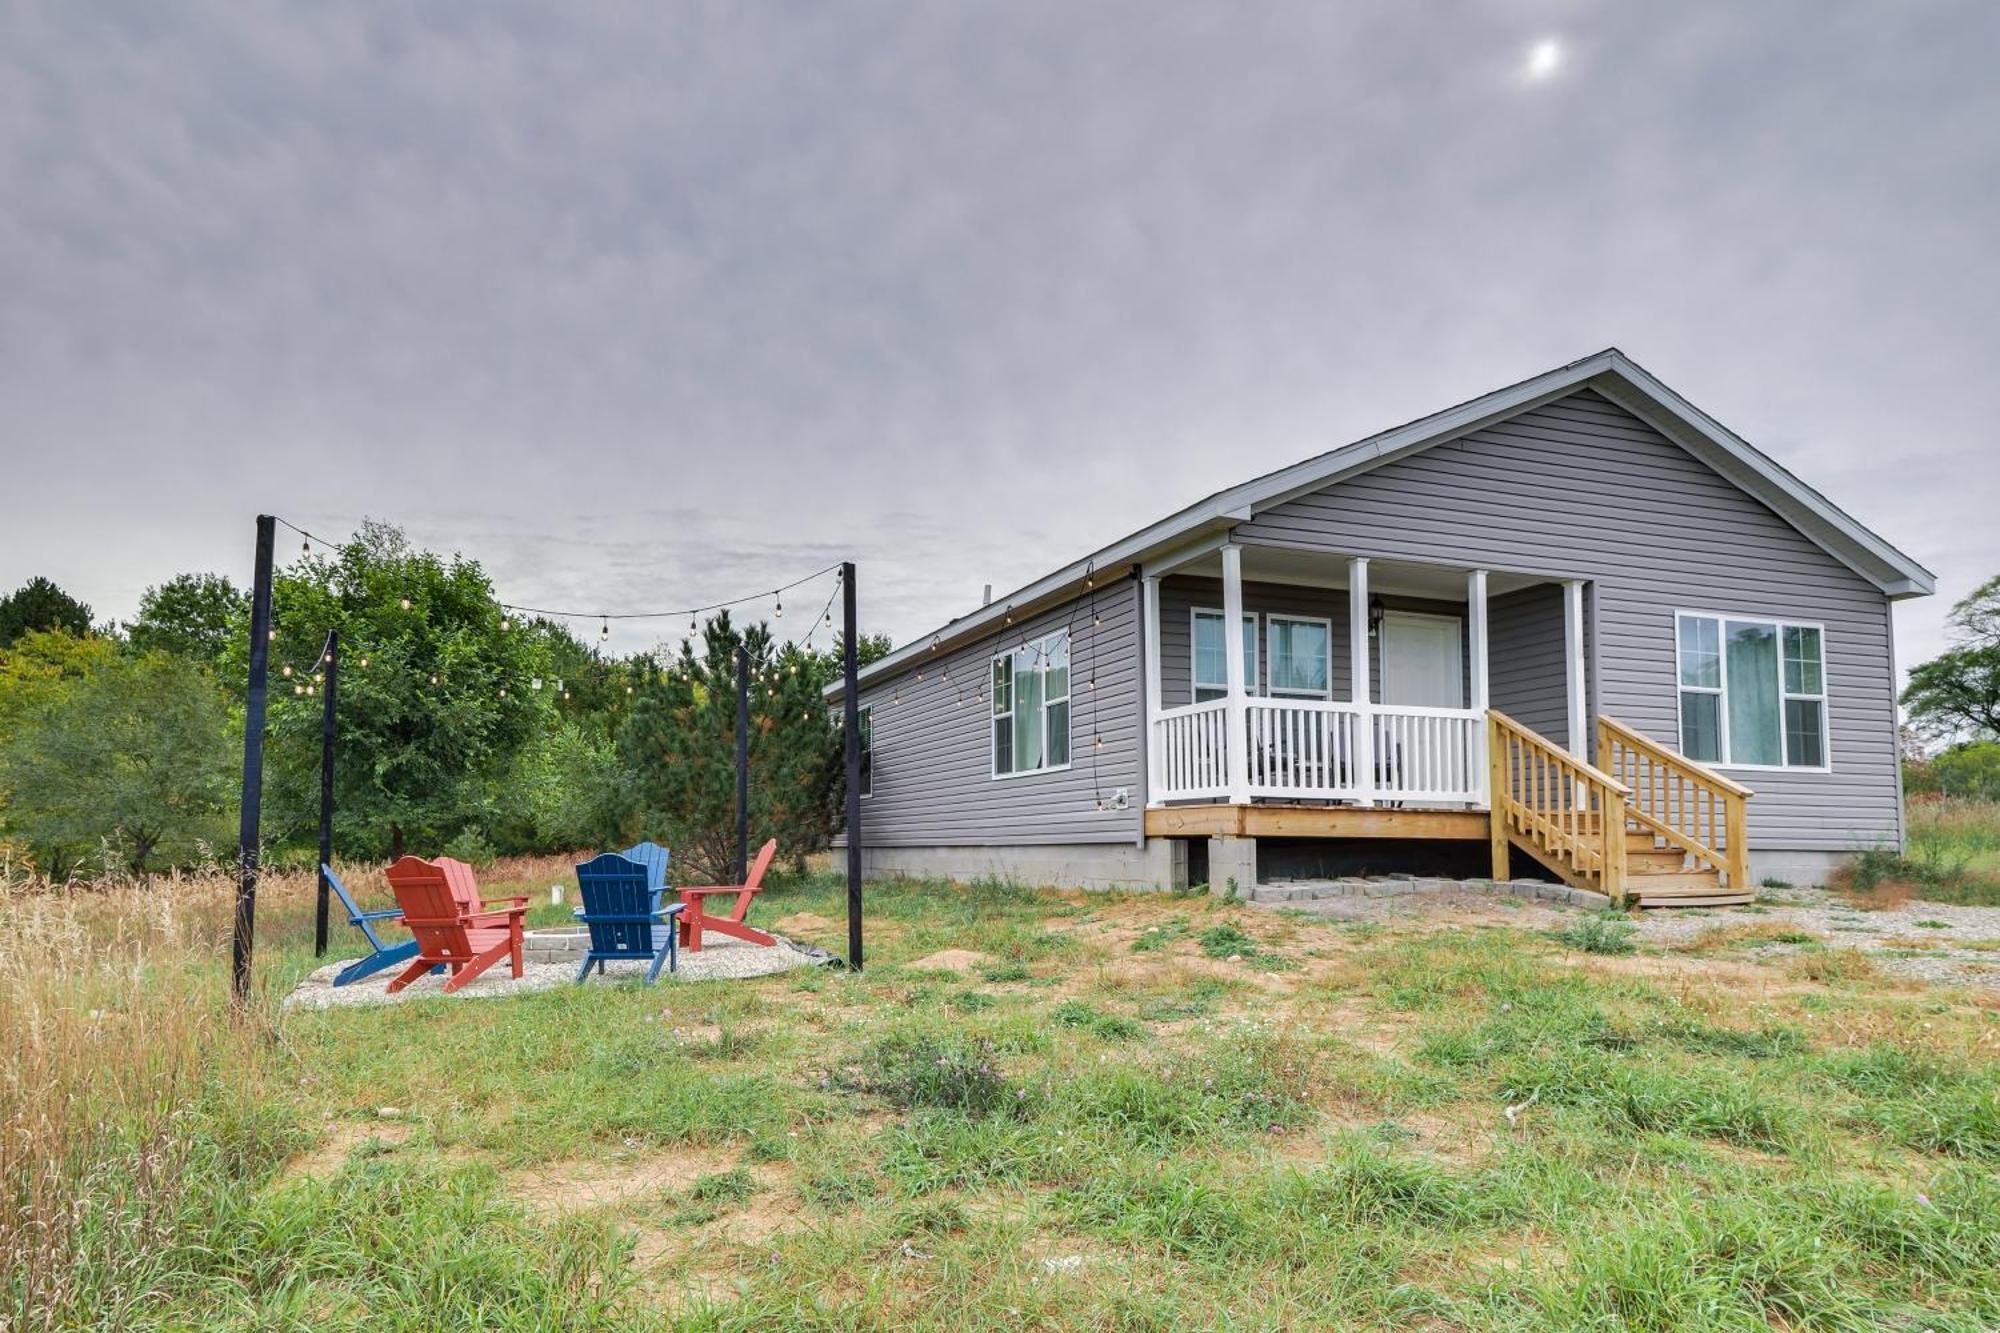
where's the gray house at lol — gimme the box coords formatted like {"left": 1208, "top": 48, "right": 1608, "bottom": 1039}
{"left": 829, "top": 350, "right": 1933, "bottom": 905}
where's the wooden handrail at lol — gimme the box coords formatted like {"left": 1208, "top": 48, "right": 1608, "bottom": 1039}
{"left": 1596, "top": 715, "right": 1752, "bottom": 891}
{"left": 1487, "top": 710, "right": 1631, "bottom": 905}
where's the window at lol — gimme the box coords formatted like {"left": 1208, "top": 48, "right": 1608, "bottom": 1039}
{"left": 857, "top": 706, "right": 873, "bottom": 798}
{"left": 1266, "top": 615, "right": 1332, "bottom": 697}
{"left": 1192, "top": 609, "right": 1257, "bottom": 702}
{"left": 1676, "top": 612, "right": 1828, "bottom": 769}
{"left": 992, "top": 630, "right": 1070, "bottom": 777}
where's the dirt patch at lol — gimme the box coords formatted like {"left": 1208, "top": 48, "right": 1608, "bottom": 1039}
{"left": 906, "top": 948, "right": 994, "bottom": 974}
{"left": 281, "top": 1119, "right": 412, "bottom": 1183}
{"left": 774, "top": 911, "right": 840, "bottom": 936}
{"left": 509, "top": 1146, "right": 738, "bottom": 1214}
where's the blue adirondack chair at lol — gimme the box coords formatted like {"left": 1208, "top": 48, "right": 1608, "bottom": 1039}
{"left": 322, "top": 863, "right": 426, "bottom": 987}
{"left": 619, "top": 840, "right": 671, "bottom": 893}
{"left": 573, "top": 851, "right": 687, "bottom": 984}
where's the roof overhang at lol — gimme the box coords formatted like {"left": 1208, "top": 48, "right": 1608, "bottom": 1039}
{"left": 828, "top": 348, "right": 1934, "bottom": 699}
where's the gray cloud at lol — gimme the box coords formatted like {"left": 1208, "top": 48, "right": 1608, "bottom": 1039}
{"left": 2, "top": 1, "right": 1994, "bottom": 670}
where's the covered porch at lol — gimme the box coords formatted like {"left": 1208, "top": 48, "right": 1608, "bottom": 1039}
{"left": 1140, "top": 543, "right": 1589, "bottom": 810}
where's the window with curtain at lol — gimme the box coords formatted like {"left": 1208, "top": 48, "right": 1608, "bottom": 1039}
{"left": 857, "top": 706, "right": 873, "bottom": 798}
{"left": 1677, "top": 612, "right": 1827, "bottom": 768}
{"left": 992, "top": 630, "right": 1070, "bottom": 777}
{"left": 1266, "top": 615, "right": 1332, "bottom": 697}
{"left": 1192, "top": 609, "right": 1257, "bottom": 702}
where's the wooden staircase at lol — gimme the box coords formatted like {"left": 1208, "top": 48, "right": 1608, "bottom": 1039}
{"left": 1487, "top": 711, "right": 1754, "bottom": 908}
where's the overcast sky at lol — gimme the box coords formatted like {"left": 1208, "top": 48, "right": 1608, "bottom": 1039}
{"left": 3, "top": 2, "right": 1994, "bottom": 673}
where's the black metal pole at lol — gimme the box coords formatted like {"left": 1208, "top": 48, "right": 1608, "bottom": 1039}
{"left": 314, "top": 629, "right": 338, "bottom": 957}
{"left": 842, "top": 562, "right": 862, "bottom": 971}
{"left": 233, "top": 515, "right": 275, "bottom": 1004}
{"left": 735, "top": 643, "right": 750, "bottom": 883}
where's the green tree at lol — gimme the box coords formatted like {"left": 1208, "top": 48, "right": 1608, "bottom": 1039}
{"left": 615, "top": 613, "right": 842, "bottom": 883}
{"left": 0, "top": 650, "right": 236, "bottom": 878}
{"left": 1906, "top": 741, "right": 2000, "bottom": 801}
{"left": 239, "top": 521, "right": 557, "bottom": 860}
{"left": 1903, "top": 576, "right": 2000, "bottom": 743}
{"left": 128, "top": 573, "right": 246, "bottom": 666}
{"left": 0, "top": 577, "right": 92, "bottom": 646}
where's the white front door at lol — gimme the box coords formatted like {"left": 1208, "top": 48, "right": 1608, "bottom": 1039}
{"left": 1380, "top": 611, "right": 1465, "bottom": 707}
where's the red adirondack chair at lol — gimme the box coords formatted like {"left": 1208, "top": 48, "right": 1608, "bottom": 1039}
{"left": 383, "top": 855, "right": 529, "bottom": 993}
{"left": 676, "top": 839, "right": 778, "bottom": 952}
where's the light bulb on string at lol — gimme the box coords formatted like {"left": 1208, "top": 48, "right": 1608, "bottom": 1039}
{"left": 501, "top": 618, "right": 511, "bottom": 632}
{"left": 267, "top": 628, "right": 277, "bottom": 642}
{"left": 359, "top": 657, "right": 369, "bottom": 668}
{"left": 532, "top": 677, "right": 543, "bottom": 691}
{"left": 282, "top": 664, "right": 293, "bottom": 678}
{"left": 499, "top": 687, "right": 507, "bottom": 698}
{"left": 399, "top": 598, "right": 411, "bottom": 611}
{"left": 773, "top": 592, "right": 783, "bottom": 619}
{"left": 430, "top": 673, "right": 439, "bottom": 685}
{"left": 600, "top": 617, "right": 610, "bottom": 640}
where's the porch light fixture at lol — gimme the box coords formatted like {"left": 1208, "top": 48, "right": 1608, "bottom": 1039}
{"left": 1368, "top": 595, "right": 1386, "bottom": 637}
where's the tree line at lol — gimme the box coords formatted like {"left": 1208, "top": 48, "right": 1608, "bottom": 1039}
{"left": 0, "top": 524, "right": 885, "bottom": 883}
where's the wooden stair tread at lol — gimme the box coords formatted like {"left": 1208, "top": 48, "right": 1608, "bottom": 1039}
{"left": 1632, "top": 892, "right": 1755, "bottom": 908}
{"left": 1627, "top": 849, "right": 1687, "bottom": 871}
{"left": 1624, "top": 868, "right": 1720, "bottom": 892}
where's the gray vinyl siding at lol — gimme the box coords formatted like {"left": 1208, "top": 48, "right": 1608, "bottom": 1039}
{"left": 1234, "top": 389, "right": 1902, "bottom": 852}
{"left": 1489, "top": 584, "right": 1570, "bottom": 744}
{"left": 1158, "top": 575, "right": 1474, "bottom": 709}
{"left": 839, "top": 581, "right": 1143, "bottom": 848}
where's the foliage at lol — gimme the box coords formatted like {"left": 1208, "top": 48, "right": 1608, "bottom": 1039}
{"left": 1902, "top": 574, "right": 2000, "bottom": 743}
{"left": 1905, "top": 740, "right": 2000, "bottom": 800}
{"left": 615, "top": 612, "right": 841, "bottom": 883}
{"left": 0, "top": 577, "right": 92, "bottom": 646}
{"left": 1556, "top": 913, "right": 1638, "bottom": 955}
{"left": 0, "top": 629, "right": 118, "bottom": 732}
{"left": 1841, "top": 796, "right": 2000, "bottom": 906}
{"left": 0, "top": 648, "right": 236, "bottom": 877}
{"left": 240, "top": 521, "right": 562, "bottom": 860}
{"left": 126, "top": 572, "right": 246, "bottom": 666}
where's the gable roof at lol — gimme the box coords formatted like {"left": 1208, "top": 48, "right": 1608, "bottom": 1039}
{"left": 834, "top": 348, "right": 1934, "bottom": 696}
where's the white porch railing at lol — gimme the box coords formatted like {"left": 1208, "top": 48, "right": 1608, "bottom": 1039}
{"left": 1155, "top": 698, "right": 1232, "bottom": 801}
{"left": 1152, "top": 698, "right": 1487, "bottom": 806}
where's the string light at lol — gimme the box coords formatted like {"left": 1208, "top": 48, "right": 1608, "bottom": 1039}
{"left": 399, "top": 598, "right": 411, "bottom": 610}
{"left": 773, "top": 592, "right": 783, "bottom": 619}
{"left": 501, "top": 618, "right": 512, "bottom": 632}
{"left": 282, "top": 664, "right": 293, "bottom": 678}
{"left": 600, "top": 617, "right": 610, "bottom": 640}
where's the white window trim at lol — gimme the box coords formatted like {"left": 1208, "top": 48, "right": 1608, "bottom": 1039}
{"left": 1673, "top": 609, "right": 1833, "bottom": 773}
{"left": 990, "top": 630, "right": 1073, "bottom": 780}
{"left": 1265, "top": 613, "right": 1335, "bottom": 699}
{"left": 1191, "top": 606, "right": 1259, "bottom": 702}
{"left": 857, "top": 704, "right": 873, "bottom": 799}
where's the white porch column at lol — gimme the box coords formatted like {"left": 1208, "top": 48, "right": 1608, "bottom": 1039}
{"left": 1349, "top": 556, "right": 1374, "bottom": 807}
{"left": 1564, "top": 579, "right": 1587, "bottom": 757}
{"left": 1468, "top": 568, "right": 1489, "bottom": 804}
{"left": 1220, "top": 544, "right": 1249, "bottom": 804}
{"left": 1142, "top": 575, "right": 1164, "bottom": 806}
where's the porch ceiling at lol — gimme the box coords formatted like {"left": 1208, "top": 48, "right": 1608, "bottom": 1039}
{"left": 1167, "top": 547, "right": 1550, "bottom": 600}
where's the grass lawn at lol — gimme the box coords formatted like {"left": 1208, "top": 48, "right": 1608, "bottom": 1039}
{"left": 7, "top": 860, "right": 2000, "bottom": 1330}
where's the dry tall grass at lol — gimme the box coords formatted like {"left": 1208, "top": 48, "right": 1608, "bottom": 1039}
{"left": 0, "top": 869, "right": 302, "bottom": 1329}
{"left": 0, "top": 851, "right": 601, "bottom": 1329}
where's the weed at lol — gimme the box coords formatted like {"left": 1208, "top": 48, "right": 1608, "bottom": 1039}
{"left": 689, "top": 1166, "right": 755, "bottom": 1203}
{"left": 1555, "top": 914, "right": 1637, "bottom": 955}
{"left": 1049, "top": 1000, "right": 1143, "bottom": 1041}
{"left": 854, "top": 1034, "right": 1021, "bottom": 1118}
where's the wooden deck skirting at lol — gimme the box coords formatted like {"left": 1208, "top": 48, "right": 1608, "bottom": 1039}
{"left": 1143, "top": 804, "right": 1490, "bottom": 841}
